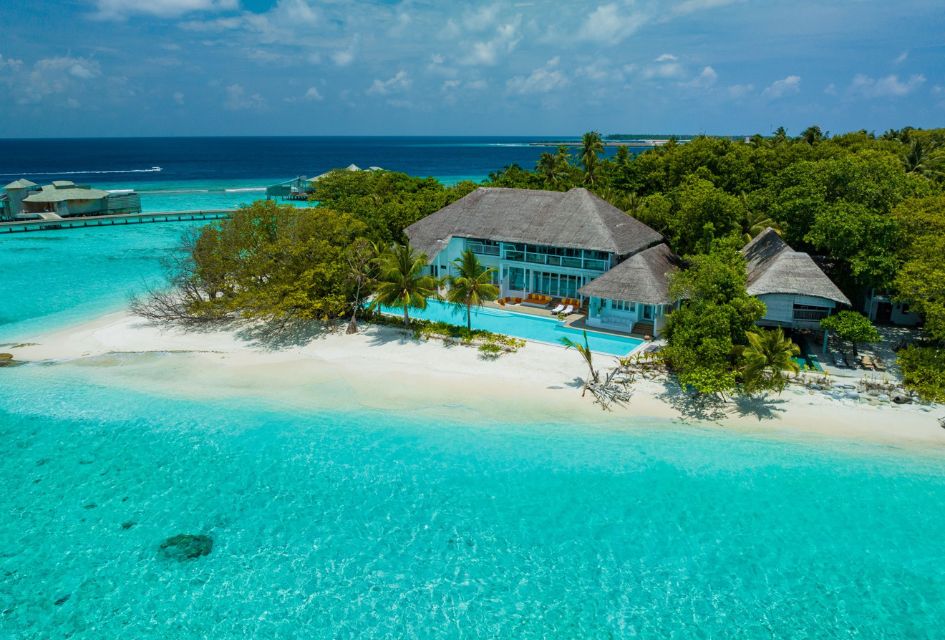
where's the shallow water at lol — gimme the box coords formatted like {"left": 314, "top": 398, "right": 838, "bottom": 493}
{"left": 2, "top": 362, "right": 944, "bottom": 638}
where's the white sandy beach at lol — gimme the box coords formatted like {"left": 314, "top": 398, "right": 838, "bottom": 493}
{"left": 7, "top": 311, "right": 945, "bottom": 450}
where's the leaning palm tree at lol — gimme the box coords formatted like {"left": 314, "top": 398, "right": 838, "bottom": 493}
{"left": 562, "top": 330, "right": 599, "bottom": 393}
{"left": 371, "top": 243, "right": 436, "bottom": 330}
{"left": 739, "top": 327, "right": 800, "bottom": 395}
{"left": 445, "top": 249, "right": 499, "bottom": 333}
{"left": 580, "top": 131, "right": 604, "bottom": 186}
{"left": 344, "top": 237, "right": 378, "bottom": 334}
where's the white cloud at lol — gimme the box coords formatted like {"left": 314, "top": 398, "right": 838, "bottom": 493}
{"left": 681, "top": 65, "right": 717, "bottom": 88}
{"left": 224, "top": 83, "right": 266, "bottom": 110}
{"left": 672, "top": 0, "right": 743, "bottom": 16}
{"left": 727, "top": 83, "right": 754, "bottom": 99}
{"left": 848, "top": 73, "right": 925, "bottom": 98}
{"left": 15, "top": 57, "right": 102, "bottom": 104}
{"left": 463, "top": 4, "right": 501, "bottom": 31}
{"left": 643, "top": 54, "right": 683, "bottom": 80}
{"left": 0, "top": 54, "right": 23, "bottom": 71}
{"left": 92, "top": 0, "right": 237, "bottom": 20}
{"left": 302, "top": 86, "right": 322, "bottom": 101}
{"left": 332, "top": 50, "right": 355, "bottom": 66}
{"left": 461, "top": 16, "right": 522, "bottom": 66}
{"left": 173, "top": 91, "right": 185, "bottom": 105}
{"left": 577, "top": 4, "right": 647, "bottom": 45}
{"left": 893, "top": 51, "right": 908, "bottom": 65}
{"left": 507, "top": 57, "right": 568, "bottom": 94}
{"left": 367, "top": 70, "right": 410, "bottom": 96}
{"left": 762, "top": 74, "right": 801, "bottom": 99}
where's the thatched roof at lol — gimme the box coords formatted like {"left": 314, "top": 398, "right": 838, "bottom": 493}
{"left": 405, "top": 187, "right": 663, "bottom": 259}
{"left": 578, "top": 243, "right": 679, "bottom": 304}
{"left": 741, "top": 228, "right": 850, "bottom": 305}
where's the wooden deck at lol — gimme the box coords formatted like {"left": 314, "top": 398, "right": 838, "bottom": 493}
{"left": 0, "top": 210, "right": 232, "bottom": 234}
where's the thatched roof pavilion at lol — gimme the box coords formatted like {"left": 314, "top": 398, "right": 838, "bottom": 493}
{"left": 741, "top": 228, "right": 850, "bottom": 306}
{"left": 579, "top": 243, "right": 680, "bottom": 304}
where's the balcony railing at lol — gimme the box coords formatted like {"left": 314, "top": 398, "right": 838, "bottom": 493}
{"left": 502, "top": 249, "right": 605, "bottom": 272}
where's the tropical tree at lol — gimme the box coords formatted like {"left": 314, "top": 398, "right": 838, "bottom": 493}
{"left": 371, "top": 243, "right": 437, "bottom": 330}
{"left": 800, "top": 125, "right": 825, "bottom": 145}
{"left": 562, "top": 330, "right": 599, "bottom": 391}
{"left": 344, "top": 237, "right": 378, "bottom": 334}
{"left": 739, "top": 193, "right": 783, "bottom": 243}
{"left": 445, "top": 249, "right": 499, "bottom": 332}
{"left": 580, "top": 131, "right": 605, "bottom": 186}
{"left": 739, "top": 327, "right": 801, "bottom": 395}
{"left": 903, "top": 138, "right": 945, "bottom": 179}
{"left": 820, "top": 311, "right": 881, "bottom": 357}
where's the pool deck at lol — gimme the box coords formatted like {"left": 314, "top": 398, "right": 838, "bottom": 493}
{"left": 484, "top": 300, "right": 654, "bottom": 342}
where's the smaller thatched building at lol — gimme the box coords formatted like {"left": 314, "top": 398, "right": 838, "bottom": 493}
{"left": 741, "top": 228, "right": 850, "bottom": 329}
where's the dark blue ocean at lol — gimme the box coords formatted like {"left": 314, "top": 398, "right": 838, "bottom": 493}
{"left": 0, "top": 136, "right": 596, "bottom": 211}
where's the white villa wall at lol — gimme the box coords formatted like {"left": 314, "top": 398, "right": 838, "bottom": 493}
{"left": 756, "top": 293, "right": 836, "bottom": 328}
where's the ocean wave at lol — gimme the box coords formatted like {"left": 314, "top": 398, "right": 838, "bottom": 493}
{"left": 0, "top": 166, "right": 163, "bottom": 176}
{"left": 225, "top": 187, "right": 266, "bottom": 193}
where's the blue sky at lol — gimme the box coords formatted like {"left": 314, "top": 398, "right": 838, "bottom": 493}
{"left": 1, "top": 0, "right": 943, "bottom": 137}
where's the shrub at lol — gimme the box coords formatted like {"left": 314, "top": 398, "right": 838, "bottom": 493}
{"left": 897, "top": 345, "right": 945, "bottom": 402}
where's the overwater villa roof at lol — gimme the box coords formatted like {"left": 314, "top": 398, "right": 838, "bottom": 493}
{"left": 3, "top": 179, "right": 38, "bottom": 189}
{"left": 405, "top": 187, "right": 663, "bottom": 259}
{"left": 741, "top": 228, "right": 851, "bottom": 305}
{"left": 578, "top": 243, "right": 679, "bottom": 304}
{"left": 23, "top": 184, "right": 109, "bottom": 203}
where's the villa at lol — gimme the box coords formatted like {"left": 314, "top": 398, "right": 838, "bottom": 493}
{"left": 408, "top": 188, "right": 855, "bottom": 340}
{"left": 741, "top": 228, "right": 851, "bottom": 330}
{"left": 405, "top": 187, "right": 677, "bottom": 336}
{"left": 1, "top": 179, "right": 141, "bottom": 220}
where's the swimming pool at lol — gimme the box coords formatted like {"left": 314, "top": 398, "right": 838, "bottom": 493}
{"left": 381, "top": 299, "right": 644, "bottom": 356}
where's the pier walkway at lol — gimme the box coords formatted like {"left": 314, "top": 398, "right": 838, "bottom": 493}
{"left": 0, "top": 210, "right": 232, "bottom": 234}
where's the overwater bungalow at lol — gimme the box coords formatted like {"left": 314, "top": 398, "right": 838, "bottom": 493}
{"left": 1, "top": 179, "right": 140, "bottom": 220}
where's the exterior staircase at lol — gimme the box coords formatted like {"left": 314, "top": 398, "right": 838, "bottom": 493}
{"left": 631, "top": 321, "right": 654, "bottom": 337}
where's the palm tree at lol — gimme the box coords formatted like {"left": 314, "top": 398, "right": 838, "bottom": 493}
{"left": 903, "top": 138, "right": 945, "bottom": 179}
{"left": 739, "top": 327, "right": 800, "bottom": 395}
{"left": 580, "top": 131, "right": 604, "bottom": 186}
{"left": 371, "top": 243, "right": 437, "bottom": 330}
{"left": 562, "top": 330, "right": 599, "bottom": 393}
{"left": 445, "top": 249, "right": 499, "bottom": 332}
{"left": 800, "top": 125, "right": 825, "bottom": 145}
{"left": 536, "top": 152, "right": 558, "bottom": 188}
{"left": 740, "top": 194, "right": 783, "bottom": 243}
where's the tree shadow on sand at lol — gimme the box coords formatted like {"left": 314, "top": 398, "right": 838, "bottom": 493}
{"left": 731, "top": 394, "right": 788, "bottom": 421}
{"left": 234, "top": 318, "right": 336, "bottom": 351}
{"left": 656, "top": 377, "right": 730, "bottom": 422}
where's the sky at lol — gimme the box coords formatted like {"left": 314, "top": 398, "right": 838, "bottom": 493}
{"left": 1, "top": 0, "right": 943, "bottom": 138}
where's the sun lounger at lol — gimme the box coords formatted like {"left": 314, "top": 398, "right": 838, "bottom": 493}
{"left": 551, "top": 304, "right": 564, "bottom": 313}
{"left": 562, "top": 305, "right": 574, "bottom": 314}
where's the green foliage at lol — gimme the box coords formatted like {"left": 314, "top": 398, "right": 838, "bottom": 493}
{"left": 896, "top": 346, "right": 945, "bottom": 402}
{"left": 174, "top": 200, "right": 366, "bottom": 321}
{"left": 445, "top": 250, "right": 500, "bottom": 331}
{"left": 739, "top": 328, "right": 801, "bottom": 395}
{"left": 665, "top": 245, "right": 767, "bottom": 395}
{"left": 895, "top": 234, "right": 945, "bottom": 342}
{"left": 371, "top": 243, "right": 437, "bottom": 329}
{"left": 668, "top": 177, "right": 746, "bottom": 254}
{"left": 561, "top": 330, "right": 599, "bottom": 383}
{"left": 581, "top": 131, "right": 605, "bottom": 186}
{"left": 820, "top": 311, "right": 881, "bottom": 355}
{"left": 309, "top": 170, "right": 477, "bottom": 245}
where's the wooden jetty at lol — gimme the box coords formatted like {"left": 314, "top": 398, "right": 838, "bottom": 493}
{"left": 0, "top": 209, "right": 232, "bottom": 234}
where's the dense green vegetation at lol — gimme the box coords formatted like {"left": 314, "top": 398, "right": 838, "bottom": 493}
{"left": 143, "top": 128, "right": 945, "bottom": 401}
{"left": 490, "top": 126, "right": 945, "bottom": 399}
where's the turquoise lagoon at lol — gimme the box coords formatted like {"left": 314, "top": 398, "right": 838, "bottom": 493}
{"left": 380, "top": 299, "right": 644, "bottom": 356}
{"left": 3, "top": 223, "right": 945, "bottom": 638}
